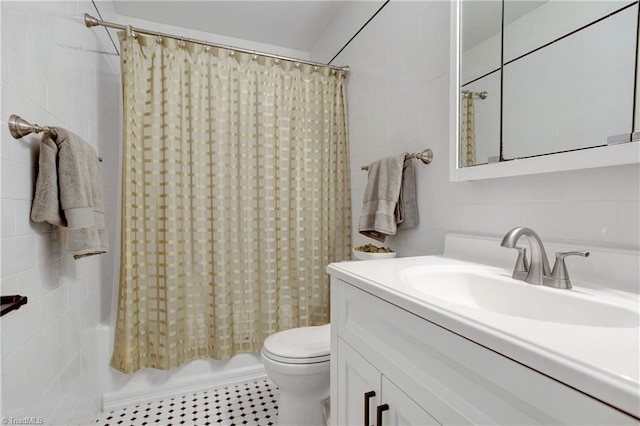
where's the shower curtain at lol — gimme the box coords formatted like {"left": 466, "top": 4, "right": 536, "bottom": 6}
{"left": 461, "top": 93, "right": 476, "bottom": 167}
{"left": 111, "top": 31, "right": 351, "bottom": 374}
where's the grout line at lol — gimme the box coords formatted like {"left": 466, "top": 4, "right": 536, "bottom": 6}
{"left": 328, "top": 0, "right": 390, "bottom": 65}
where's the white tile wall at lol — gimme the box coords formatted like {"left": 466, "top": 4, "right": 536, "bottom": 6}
{"left": 311, "top": 0, "right": 640, "bottom": 258}
{"left": 1, "top": 1, "right": 121, "bottom": 424}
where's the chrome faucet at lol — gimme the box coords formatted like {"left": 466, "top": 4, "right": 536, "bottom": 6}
{"left": 500, "top": 227, "right": 589, "bottom": 290}
{"left": 501, "top": 227, "right": 551, "bottom": 286}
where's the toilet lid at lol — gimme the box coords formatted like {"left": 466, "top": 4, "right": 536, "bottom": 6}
{"left": 262, "top": 324, "right": 330, "bottom": 364}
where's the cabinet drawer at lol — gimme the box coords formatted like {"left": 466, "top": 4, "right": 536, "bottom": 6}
{"left": 335, "top": 280, "right": 636, "bottom": 425}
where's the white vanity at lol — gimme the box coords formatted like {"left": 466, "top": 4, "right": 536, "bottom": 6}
{"left": 326, "top": 234, "right": 640, "bottom": 425}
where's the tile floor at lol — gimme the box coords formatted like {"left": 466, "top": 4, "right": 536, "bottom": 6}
{"left": 94, "top": 378, "right": 279, "bottom": 426}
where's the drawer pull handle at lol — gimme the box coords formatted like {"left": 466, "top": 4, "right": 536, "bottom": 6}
{"left": 376, "top": 403, "right": 389, "bottom": 426}
{"left": 364, "top": 391, "right": 376, "bottom": 426}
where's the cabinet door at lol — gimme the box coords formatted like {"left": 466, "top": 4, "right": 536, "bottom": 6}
{"left": 337, "top": 338, "right": 381, "bottom": 426}
{"left": 381, "top": 376, "right": 440, "bottom": 426}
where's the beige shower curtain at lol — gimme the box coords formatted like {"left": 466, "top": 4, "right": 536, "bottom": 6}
{"left": 460, "top": 93, "right": 476, "bottom": 167}
{"left": 111, "top": 31, "right": 351, "bottom": 374}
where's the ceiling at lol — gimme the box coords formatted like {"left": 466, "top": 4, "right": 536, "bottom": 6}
{"left": 112, "top": 1, "right": 349, "bottom": 53}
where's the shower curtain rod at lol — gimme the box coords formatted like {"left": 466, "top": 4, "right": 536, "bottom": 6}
{"left": 84, "top": 14, "right": 350, "bottom": 75}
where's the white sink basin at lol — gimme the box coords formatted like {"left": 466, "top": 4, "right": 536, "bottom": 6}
{"left": 400, "top": 265, "right": 639, "bottom": 328}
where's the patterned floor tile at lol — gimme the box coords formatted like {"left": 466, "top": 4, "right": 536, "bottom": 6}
{"left": 94, "top": 378, "right": 278, "bottom": 426}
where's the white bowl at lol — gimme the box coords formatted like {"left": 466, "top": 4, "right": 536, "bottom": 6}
{"left": 352, "top": 248, "right": 397, "bottom": 261}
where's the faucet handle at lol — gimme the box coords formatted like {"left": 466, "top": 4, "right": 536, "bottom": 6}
{"left": 547, "top": 251, "right": 590, "bottom": 289}
{"left": 512, "top": 247, "right": 529, "bottom": 280}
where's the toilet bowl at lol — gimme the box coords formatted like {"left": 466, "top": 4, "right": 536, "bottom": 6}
{"left": 261, "top": 324, "right": 331, "bottom": 426}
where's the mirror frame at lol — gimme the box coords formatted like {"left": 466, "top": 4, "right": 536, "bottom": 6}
{"left": 449, "top": 0, "right": 640, "bottom": 182}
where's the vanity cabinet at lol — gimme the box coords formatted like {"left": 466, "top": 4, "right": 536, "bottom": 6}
{"left": 336, "top": 337, "right": 437, "bottom": 425}
{"left": 330, "top": 277, "right": 638, "bottom": 425}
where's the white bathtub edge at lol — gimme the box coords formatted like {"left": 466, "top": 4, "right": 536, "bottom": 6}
{"left": 101, "top": 364, "right": 268, "bottom": 411}
{"left": 95, "top": 324, "right": 268, "bottom": 412}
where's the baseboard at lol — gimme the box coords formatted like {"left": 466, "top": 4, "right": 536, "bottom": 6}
{"left": 101, "top": 365, "right": 267, "bottom": 412}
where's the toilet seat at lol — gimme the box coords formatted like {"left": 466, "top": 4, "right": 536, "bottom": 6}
{"left": 262, "top": 324, "right": 330, "bottom": 365}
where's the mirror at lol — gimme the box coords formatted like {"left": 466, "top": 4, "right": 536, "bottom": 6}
{"left": 451, "top": 0, "right": 640, "bottom": 180}
{"left": 459, "top": 0, "right": 502, "bottom": 167}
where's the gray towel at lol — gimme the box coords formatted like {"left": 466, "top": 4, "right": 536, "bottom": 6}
{"left": 358, "top": 154, "right": 405, "bottom": 242}
{"left": 396, "top": 158, "right": 419, "bottom": 230}
{"left": 31, "top": 128, "right": 108, "bottom": 259}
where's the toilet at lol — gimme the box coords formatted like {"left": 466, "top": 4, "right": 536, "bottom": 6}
{"left": 261, "top": 324, "right": 331, "bottom": 426}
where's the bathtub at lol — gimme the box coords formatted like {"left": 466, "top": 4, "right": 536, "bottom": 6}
{"left": 95, "top": 324, "right": 267, "bottom": 411}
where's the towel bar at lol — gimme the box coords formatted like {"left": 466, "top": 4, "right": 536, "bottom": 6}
{"left": 361, "top": 149, "right": 433, "bottom": 171}
{"left": 7, "top": 115, "right": 103, "bottom": 162}
{"left": 1, "top": 295, "right": 28, "bottom": 317}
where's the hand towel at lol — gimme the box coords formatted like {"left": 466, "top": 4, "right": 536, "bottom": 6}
{"left": 396, "top": 158, "right": 419, "bottom": 230}
{"left": 31, "top": 128, "right": 109, "bottom": 259}
{"left": 358, "top": 154, "right": 406, "bottom": 242}
{"left": 30, "top": 133, "right": 66, "bottom": 227}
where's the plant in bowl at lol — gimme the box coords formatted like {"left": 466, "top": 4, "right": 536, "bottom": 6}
{"left": 352, "top": 243, "right": 397, "bottom": 260}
